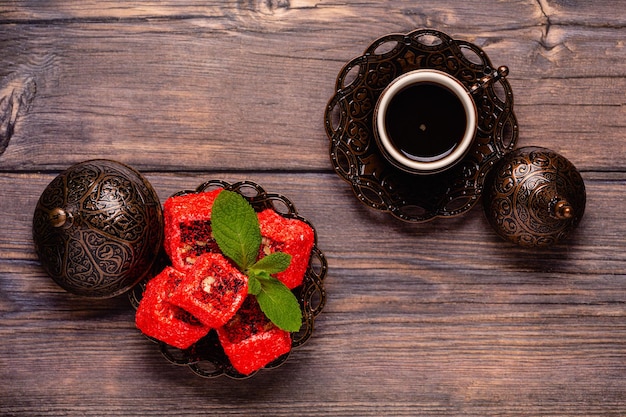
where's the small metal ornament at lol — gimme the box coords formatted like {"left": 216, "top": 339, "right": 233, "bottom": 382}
{"left": 483, "top": 146, "right": 586, "bottom": 248}
{"left": 32, "top": 159, "right": 164, "bottom": 298}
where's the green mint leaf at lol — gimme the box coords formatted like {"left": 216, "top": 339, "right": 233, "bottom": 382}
{"left": 211, "top": 190, "right": 261, "bottom": 271}
{"left": 248, "top": 275, "right": 262, "bottom": 296}
{"left": 249, "top": 252, "right": 292, "bottom": 275}
{"left": 251, "top": 269, "right": 273, "bottom": 281}
{"left": 210, "top": 190, "right": 300, "bottom": 332}
{"left": 256, "top": 277, "right": 302, "bottom": 332}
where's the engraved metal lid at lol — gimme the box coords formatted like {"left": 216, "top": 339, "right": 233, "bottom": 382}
{"left": 483, "top": 147, "right": 586, "bottom": 248}
{"left": 32, "top": 159, "right": 164, "bottom": 298}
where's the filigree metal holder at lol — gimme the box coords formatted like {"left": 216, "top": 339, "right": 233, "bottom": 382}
{"left": 324, "top": 29, "right": 519, "bottom": 222}
{"left": 129, "top": 180, "right": 328, "bottom": 379}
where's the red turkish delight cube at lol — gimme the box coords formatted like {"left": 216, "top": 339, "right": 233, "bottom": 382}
{"left": 135, "top": 266, "right": 210, "bottom": 349}
{"left": 163, "top": 189, "right": 222, "bottom": 271}
{"left": 168, "top": 253, "right": 248, "bottom": 329}
{"left": 257, "top": 209, "right": 315, "bottom": 289}
{"left": 217, "top": 296, "right": 292, "bottom": 375}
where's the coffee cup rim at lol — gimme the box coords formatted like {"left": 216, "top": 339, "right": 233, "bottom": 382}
{"left": 374, "top": 69, "right": 478, "bottom": 174}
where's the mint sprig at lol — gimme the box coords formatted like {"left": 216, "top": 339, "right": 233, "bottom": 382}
{"left": 249, "top": 252, "right": 292, "bottom": 275}
{"left": 210, "top": 190, "right": 261, "bottom": 271}
{"left": 211, "top": 190, "right": 302, "bottom": 332}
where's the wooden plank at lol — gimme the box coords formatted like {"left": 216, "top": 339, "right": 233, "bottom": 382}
{"left": 1, "top": 21, "right": 625, "bottom": 171}
{"left": 2, "top": 170, "right": 624, "bottom": 272}
{"left": 1, "top": 171, "right": 625, "bottom": 415}
{"left": 4, "top": 0, "right": 622, "bottom": 29}
{"left": 0, "top": 0, "right": 539, "bottom": 26}
{"left": 538, "top": 0, "right": 626, "bottom": 26}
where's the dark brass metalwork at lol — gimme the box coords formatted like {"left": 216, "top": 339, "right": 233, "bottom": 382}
{"left": 324, "top": 29, "right": 518, "bottom": 222}
{"left": 32, "top": 159, "right": 164, "bottom": 298}
{"left": 483, "top": 147, "right": 586, "bottom": 248}
{"left": 469, "top": 65, "right": 509, "bottom": 94}
{"left": 128, "top": 180, "right": 328, "bottom": 379}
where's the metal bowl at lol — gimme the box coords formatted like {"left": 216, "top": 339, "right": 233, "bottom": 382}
{"left": 129, "top": 179, "right": 328, "bottom": 379}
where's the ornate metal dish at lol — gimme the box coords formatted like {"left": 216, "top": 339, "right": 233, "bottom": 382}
{"left": 324, "top": 29, "right": 519, "bottom": 222}
{"left": 129, "top": 180, "right": 327, "bottom": 379}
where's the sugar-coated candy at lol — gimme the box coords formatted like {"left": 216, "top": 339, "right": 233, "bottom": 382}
{"left": 168, "top": 253, "right": 248, "bottom": 329}
{"left": 135, "top": 267, "right": 210, "bottom": 349}
{"left": 258, "top": 209, "right": 315, "bottom": 289}
{"left": 217, "top": 296, "right": 292, "bottom": 375}
{"left": 163, "top": 189, "right": 222, "bottom": 271}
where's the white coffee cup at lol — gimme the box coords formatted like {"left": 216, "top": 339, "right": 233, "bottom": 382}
{"left": 373, "top": 69, "right": 478, "bottom": 175}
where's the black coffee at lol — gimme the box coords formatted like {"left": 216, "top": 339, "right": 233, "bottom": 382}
{"left": 384, "top": 82, "right": 467, "bottom": 162}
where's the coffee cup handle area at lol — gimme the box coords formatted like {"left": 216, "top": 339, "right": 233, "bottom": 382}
{"left": 469, "top": 66, "right": 509, "bottom": 95}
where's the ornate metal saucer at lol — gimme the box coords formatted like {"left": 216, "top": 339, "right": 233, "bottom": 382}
{"left": 324, "top": 29, "right": 519, "bottom": 222}
{"left": 129, "top": 180, "right": 327, "bottom": 379}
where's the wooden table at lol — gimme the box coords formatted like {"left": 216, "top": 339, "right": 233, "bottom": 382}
{"left": 1, "top": 1, "right": 625, "bottom": 415}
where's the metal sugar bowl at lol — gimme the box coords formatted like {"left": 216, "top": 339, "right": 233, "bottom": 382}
{"left": 32, "top": 159, "right": 163, "bottom": 298}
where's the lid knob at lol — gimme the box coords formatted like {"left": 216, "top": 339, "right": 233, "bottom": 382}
{"left": 553, "top": 200, "right": 573, "bottom": 220}
{"left": 48, "top": 208, "right": 69, "bottom": 228}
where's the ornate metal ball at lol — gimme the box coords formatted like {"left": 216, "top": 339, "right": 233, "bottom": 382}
{"left": 32, "top": 160, "right": 164, "bottom": 298}
{"left": 483, "top": 147, "right": 586, "bottom": 248}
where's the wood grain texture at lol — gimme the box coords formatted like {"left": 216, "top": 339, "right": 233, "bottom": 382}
{"left": 1, "top": 1, "right": 625, "bottom": 416}
{"left": 0, "top": 1, "right": 624, "bottom": 171}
